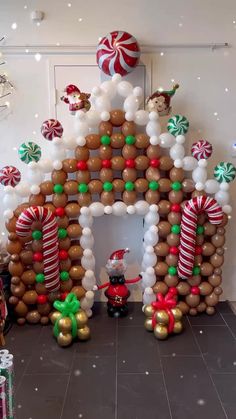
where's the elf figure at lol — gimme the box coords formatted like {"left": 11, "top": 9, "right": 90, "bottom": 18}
{"left": 93, "top": 248, "right": 142, "bottom": 318}
{"left": 61, "top": 84, "right": 91, "bottom": 114}
{"left": 145, "top": 83, "right": 179, "bottom": 116}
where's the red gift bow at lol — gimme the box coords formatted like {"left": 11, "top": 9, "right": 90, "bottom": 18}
{"left": 151, "top": 288, "right": 177, "bottom": 333}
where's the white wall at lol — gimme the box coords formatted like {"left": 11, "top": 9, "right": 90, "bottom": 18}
{"left": 0, "top": 0, "right": 236, "bottom": 299}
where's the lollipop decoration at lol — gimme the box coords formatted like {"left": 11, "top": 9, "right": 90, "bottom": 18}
{"left": 41, "top": 119, "right": 63, "bottom": 140}
{"left": 167, "top": 115, "right": 189, "bottom": 136}
{"left": 191, "top": 140, "right": 213, "bottom": 160}
{"left": 18, "top": 141, "right": 41, "bottom": 164}
{"left": 214, "top": 162, "right": 236, "bottom": 183}
{"left": 16, "top": 206, "right": 60, "bottom": 292}
{"left": 178, "top": 196, "right": 223, "bottom": 279}
{"left": 96, "top": 30, "right": 140, "bottom": 76}
{"left": 0, "top": 166, "right": 21, "bottom": 187}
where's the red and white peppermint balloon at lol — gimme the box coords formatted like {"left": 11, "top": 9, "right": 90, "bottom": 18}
{"left": 0, "top": 165, "right": 21, "bottom": 187}
{"left": 16, "top": 206, "right": 60, "bottom": 292}
{"left": 177, "top": 196, "right": 223, "bottom": 279}
{"left": 96, "top": 31, "right": 140, "bottom": 76}
{"left": 41, "top": 119, "right": 63, "bottom": 141}
{"left": 191, "top": 140, "right": 213, "bottom": 160}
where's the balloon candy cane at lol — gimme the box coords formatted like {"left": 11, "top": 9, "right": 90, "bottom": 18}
{"left": 16, "top": 206, "right": 60, "bottom": 292}
{"left": 178, "top": 196, "right": 223, "bottom": 279}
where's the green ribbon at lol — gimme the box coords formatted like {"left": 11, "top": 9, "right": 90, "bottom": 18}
{"left": 53, "top": 292, "right": 80, "bottom": 339}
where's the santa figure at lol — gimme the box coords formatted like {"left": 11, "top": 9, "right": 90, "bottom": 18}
{"left": 93, "top": 248, "right": 142, "bottom": 318}
{"left": 61, "top": 84, "right": 91, "bottom": 114}
{"left": 145, "top": 83, "right": 179, "bottom": 116}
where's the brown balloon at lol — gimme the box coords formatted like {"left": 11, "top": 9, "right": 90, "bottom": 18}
{"left": 53, "top": 193, "right": 68, "bottom": 208}
{"left": 11, "top": 281, "right": 26, "bottom": 298}
{"left": 62, "top": 159, "right": 78, "bottom": 173}
{"left": 169, "top": 190, "right": 184, "bottom": 204}
{"left": 200, "top": 262, "right": 214, "bottom": 276}
{"left": 145, "top": 190, "right": 160, "bottom": 204}
{"left": 33, "top": 262, "right": 44, "bottom": 274}
{"left": 20, "top": 250, "right": 33, "bottom": 265}
{"left": 122, "top": 191, "right": 137, "bottom": 205}
{"left": 169, "top": 168, "right": 184, "bottom": 182}
{"left": 26, "top": 310, "right": 41, "bottom": 324}
{"left": 110, "top": 109, "right": 125, "bottom": 126}
{"left": 99, "top": 121, "right": 113, "bottom": 136}
{"left": 100, "top": 191, "right": 115, "bottom": 205}
{"left": 64, "top": 181, "right": 78, "bottom": 195}
{"left": 192, "top": 190, "right": 206, "bottom": 198}
{"left": 23, "top": 290, "right": 38, "bottom": 305}
{"left": 60, "top": 259, "right": 72, "bottom": 272}
{"left": 135, "top": 178, "right": 148, "bottom": 193}
{"left": 204, "top": 222, "right": 216, "bottom": 236}
{"left": 68, "top": 245, "right": 83, "bottom": 260}
{"left": 21, "top": 270, "right": 36, "bottom": 285}
{"left": 177, "top": 282, "right": 190, "bottom": 295}
{"left": 155, "top": 242, "right": 169, "bottom": 257}
{"left": 187, "top": 275, "right": 201, "bottom": 286}
{"left": 29, "top": 193, "right": 45, "bottom": 206}
{"left": 11, "top": 276, "right": 20, "bottom": 285}
{"left": 158, "top": 178, "right": 171, "bottom": 192}
{"left": 122, "top": 144, "right": 137, "bottom": 159}
{"left": 182, "top": 179, "right": 195, "bottom": 193}
{"left": 164, "top": 274, "right": 178, "bottom": 287}
{"left": 60, "top": 278, "right": 73, "bottom": 292}
{"left": 9, "top": 296, "right": 19, "bottom": 305}
{"left": 51, "top": 169, "right": 67, "bottom": 185}
{"left": 85, "top": 134, "right": 101, "bottom": 149}
{"left": 219, "top": 214, "right": 228, "bottom": 227}
{"left": 5, "top": 216, "right": 17, "bottom": 232}
{"left": 67, "top": 224, "right": 82, "bottom": 238}
{"left": 214, "top": 286, "right": 223, "bottom": 295}
{"left": 135, "top": 134, "right": 149, "bottom": 149}
{"left": 44, "top": 203, "right": 56, "bottom": 214}
{"left": 14, "top": 204, "right": 30, "bottom": 218}
{"left": 167, "top": 233, "right": 180, "bottom": 247}
{"left": 9, "top": 261, "right": 24, "bottom": 276}
{"left": 110, "top": 133, "right": 125, "bottom": 148}
{"left": 214, "top": 268, "right": 222, "bottom": 275}
{"left": 122, "top": 168, "right": 137, "bottom": 182}
{"left": 59, "top": 237, "right": 71, "bottom": 250}
{"left": 202, "top": 242, "right": 215, "bottom": 256}
{"left": 87, "top": 157, "right": 102, "bottom": 172}
{"left": 152, "top": 281, "right": 168, "bottom": 294}
{"left": 6, "top": 240, "right": 22, "bottom": 254}
{"left": 75, "top": 146, "right": 90, "bottom": 161}
{"left": 216, "top": 247, "right": 224, "bottom": 256}
{"left": 189, "top": 308, "right": 198, "bottom": 316}
{"left": 135, "top": 156, "right": 149, "bottom": 171}
{"left": 211, "top": 234, "right": 225, "bottom": 247}
{"left": 40, "top": 181, "right": 54, "bottom": 195}
{"left": 199, "top": 282, "right": 213, "bottom": 296}
{"left": 185, "top": 294, "right": 200, "bottom": 307}
{"left": 206, "top": 306, "right": 215, "bottom": 315}
{"left": 165, "top": 254, "right": 178, "bottom": 266}
{"left": 210, "top": 254, "right": 224, "bottom": 268}
{"left": 40, "top": 316, "right": 49, "bottom": 325}
{"left": 111, "top": 156, "right": 125, "bottom": 170}
{"left": 158, "top": 200, "right": 171, "bottom": 215}
{"left": 57, "top": 215, "right": 69, "bottom": 229}
{"left": 99, "top": 145, "right": 113, "bottom": 160}
{"left": 168, "top": 212, "right": 182, "bottom": 225}
{"left": 146, "top": 145, "right": 161, "bottom": 159}
{"left": 71, "top": 285, "right": 86, "bottom": 299}
{"left": 197, "top": 302, "right": 207, "bottom": 313}
{"left": 159, "top": 156, "right": 173, "bottom": 171}
{"left": 196, "top": 235, "right": 204, "bottom": 245}
{"left": 78, "top": 193, "right": 92, "bottom": 206}
{"left": 154, "top": 262, "right": 168, "bottom": 276}
{"left": 35, "top": 283, "right": 47, "bottom": 295}
{"left": 176, "top": 301, "right": 189, "bottom": 314}
{"left": 121, "top": 121, "right": 136, "bottom": 136}
{"left": 205, "top": 293, "right": 219, "bottom": 306}
{"left": 15, "top": 301, "right": 28, "bottom": 317}
{"left": 65, "top": 203, "right": 80, "bottom": 218}
{"left": 217, "top": 227, "right": 225, "bottom": 235}
{"left": 158, "top": 221, "right": 171, "bottom": 238}
{"left": 100, "top": 168, "right": 113, "bottom": 182}
{"left": 69, "top": 266, "right": 85, "bottom": 280}
{"left": 88, "top": 180, "right": 103, "bottom": 194}
{"left": 145, "top": 167, "right": 160, "bottom": 182}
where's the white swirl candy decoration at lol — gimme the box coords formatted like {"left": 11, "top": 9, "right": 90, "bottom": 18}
{"left": 178, "top": 196, "right": 223, "bottom": 279}
{"left": 41, "top": 119, "right": 63, "bottom": 141}
{"left": 191, "top": 140, "right": 213, "bottom": 160}
{"left": 96, "top": 30, "right": 140, "bottom": 76}
{"left": 0, "top": 166, "right": 21, "bottom": 187}
{"left": 16, "top": 206, "right": 60, "bottom": 292}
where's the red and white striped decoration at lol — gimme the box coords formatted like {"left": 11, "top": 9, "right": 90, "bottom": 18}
{"left": 96, "top": 31, "right": 140, "bottom": 76}
{"left": 16, "top": 206, "right": 60, "bottom": 292}
{"left": 178, "top": 196, "right": 223, "bottom": 279}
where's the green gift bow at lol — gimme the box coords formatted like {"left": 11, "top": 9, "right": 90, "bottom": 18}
{"left": 53, "top": 292, "right": 80, "bottom": 339}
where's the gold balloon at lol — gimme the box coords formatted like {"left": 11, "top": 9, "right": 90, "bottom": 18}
{"left": 171, "top": 308, "right": 183, "bottom": 321}
{"left": 173, "top": 321, "right": 183, "bottom": 334}
{"left": 26, "top": 310, "right": 41, "bottom": 324}
{"left": 144, "top": 318, "right": 154, "bottom": 331}
{"left": 156, "top": 310, "right": 169, "bottom": 325}
{"left": 154, "top": 324, "right": 168, "bottom": 340}
{"left": 50, "top": 311, "right": 61, "bottom": 324}
{"left": 143, "top": 304, "right": 155, "bottom": 318}
{"left": 75, "top": 310, "right": 88, "bottom": 328}
{"left": 57, "top": 332, "right": 73, "bottom": 347}
{"left": 58, "top": 317, "right": 72, "bottom": 333}
{"left": 77, "top": 325, "right": 91, "bottom": 341}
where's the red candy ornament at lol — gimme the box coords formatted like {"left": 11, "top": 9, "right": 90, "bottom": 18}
{"left": 33, "top": 252, "right": 43, "bottom": 262}
{"left": 171, "top": 204, "right": 181, "bottom": 213}
{"left": 59, "top": 250, "right": 68, "bottom": 260}
{"left": 41, "top": 119, "right": 63, "bottom": 141}
{"left": 60, "top": 291, "right": 69, "bottom": 301}
{"left": 37, "top": 295, "right": 48, "bottom": 304}
{"left": 169, "top": 246, "right": 179, "bottom": 255}
{"left": 102, "top": 159, "right": 112, "bottom": 169}
{"left": 150, "top": 159, "right": 160, "bottom": 168}
{"left": 125, "top": 159, "right": 135, "bottom": 168}
{"left": 55, "top": 207, "right": 65, "bottom": 217}
{"left": 191, "top": 286, "right": 200, "bottom": 295}
{"left": 77, "top": 161, "right": 88, "bottom": 171}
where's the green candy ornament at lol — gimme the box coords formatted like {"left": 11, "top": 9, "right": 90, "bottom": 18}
{"left": 58, "top": 228, "right": 67, "bottom": 239}
{"left": 171, "top": 181, "right": 182, "bottom": 191}
{"left": 18, "top": 141, "right": 42, "bottom": 164}
{"left": 168, "top": 266, "right": 177, "bottom": 276}
{"left": 125, "top": 135, "right": 136, "bottom": 145}
{"left": 171, "top": 224, "right": 180, "bottom": 234}
{"left": 214, "top": 162, "right": 236, "bottom": 183}
{"left": 103, "top": 181, "right": 113, "bottom": 192}
{"left": 196, "top": 225, "right": 204, "bottom": 235}
{"left": 125, "top": 181, "right": 135, "bottom": 191}
{"left": 53, "top": 293, "right": 80, "bottom": 339}
{"left": 36, "top": 273, "right": 45, "bottom": 283}
{"left": 193, "top": 266, "right": 201, "bottom": 275}
{"left": 101, "top": 135, "right": 111, "bottom": 145}
{"left": 167, "top": 115, "right": 189, "bottom": 136}
{"left": 60, "top": 271, "right": 69, "bottom": 281}
{"left": 78, "top": 183, "right": 88, "bottom": 193}
{"left": 32, "top": 230, "right": 42, "bottom": 240}
{"left": 149, "top": 181, "right": 159, "bottom": 191}
{"left": 53, "top": 184, "right": 64, "bottom": 194}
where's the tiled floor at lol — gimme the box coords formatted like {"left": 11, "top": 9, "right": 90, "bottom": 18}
{"left": 4, "top": 301, "right": 236, "bottom": 419}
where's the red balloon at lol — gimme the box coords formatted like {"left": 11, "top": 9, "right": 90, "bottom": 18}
{"left": 171, "top": 204, "right": 181, "bottom": 213}
{"left": 59, "top": 250, "right": 68, "bottom": 260}
{"left": 60, "top": 291, "right": 69, "bottom": 301}
{"left": 195, "top": 246, "right": 202, "bottom": 255}
{"left": 55, "top": 207, "right": 65, "bottom": 217}
{"left": 33, "top": 252, "right": 43, "bottom": 262}
{"left": 125, "top": 159, "right": 136, "bottom": 168}
{"left": 102, "top": 159, "right": 112, "bottom": 169}
{"left": 169, "top": 286, "right": 178, "bottom": 296}
{"left": 37, "top": 295, "right": 48, "bottom": 304}
{"left": 169, "top": 246, "right": 179, "bottom": 255}
{"left": 150, "top": 158, "right": 160, "bottom": 168}
{"left": 77, "top": 161, "right": 88, "bottom": 171}
{"left": 191, "top": 286, "right": 200, "bottom": 295}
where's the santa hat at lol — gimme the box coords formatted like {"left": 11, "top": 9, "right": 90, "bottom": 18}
{"left": 109, "top": 248, "right": 129, "bottom": 261}
{"left": 65, "top": 84, "right": 81, "bottom": 95}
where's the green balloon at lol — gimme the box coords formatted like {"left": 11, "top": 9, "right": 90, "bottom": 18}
{"left": 196, "top": 225, "right": 204, "bottom": 235}
{"left": 193, "top": 266, "right": 201, "bottom": 275}
{"left": 58, "top": 228, "right": 67, "bottom": 239}
{"left": 101, "top": 135, "right": 111, "bottom": 145}
{"left": 171, "top": 224, "right": 180, "bottom": 234}
{"left": 168, "top": 266, "right": 177, "bottom": 276}
{"left": 78, "top": 183, "right": 88, "bottom": 193}
{"left": 36, "top": 273, "right": 45, "bottom": 283}
{"left": 149, "top": 181, "right": 159, "bottom": 191}
{"left": 32, "top": 230, "right": 42, "bottom": 240}
{"left": 125, "top": 135, "right": 135, "bottom": 145}
{"left": 103, "top": 181, "right": 113, "bottom": 192}
{"left": 125, "top": 181, "right": 134, "bottom": 191}
{"left": 171, "top": 181, "right": 182, "bottom": 191}
{"left": 60, "top": 271, "right": 69, "bottom": 281}
{"left": 53, "top": 184, "right": 64, "bottom": 194}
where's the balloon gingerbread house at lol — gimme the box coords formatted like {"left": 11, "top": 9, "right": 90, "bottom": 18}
{"left": 1, "top": 30, "right": 235, "bottom": 325}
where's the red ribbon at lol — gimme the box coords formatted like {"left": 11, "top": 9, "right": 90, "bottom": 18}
{"left": 151, "top": 289, "right": 177, "bottom": 333}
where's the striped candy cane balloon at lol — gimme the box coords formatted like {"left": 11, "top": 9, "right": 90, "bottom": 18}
{"left": 178, "top": 196, "right": 223, "bottom": 279}
{"left": 16, "top": 206, "right": 60, "bottom": 292}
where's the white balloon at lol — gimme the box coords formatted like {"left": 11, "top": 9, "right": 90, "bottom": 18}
{"left": 170, "top": 143, "right": 185, "bottom": 160}
{"left": 53, "top": 160, "right": 63, "bottom": 170}
{"left": 76, "top": 136, "right": 86, "bottom": 146}
{"left": 146, "top": 120, "right": 161, "bottom": 137}
{"left": 222, "top": 204, "right": 232, "bottom": 214}
{"left": 112, "top": 202, "right": 127, "bottom": 216}
{"left": 215, "top": 190, "right": 229, "bottom": 206}
{"left": 112, "top": 73, "right": 122, "bottom": 83}
{"left": 86, "top": 109, "right": 101, "bottom": 127}
{"left": 174, "top": 159, "right": 183, "bottom": 168}
{"left": 127, "top": 205, "right": 136, "bottom": 215}
{"left": 104, "top": 205, "right": 113, "bottom": 214}
{"left": 15, "top": 182, "right": 30, "bottom": 197}
{"left": 3, "top": 192, "right": 18, "bottom": 210}
{"left": 3, "top": 209, "right": 14, "bottom": 220}
{"left": 125, "top": 111, "right": 135, "bottom": 121}
{"left": 27, "top": 167, "right": 43, "bottom": 184}
{"left": 30, "top": 185, "right": 40, "bottom": 194}
{"left": 100, "top": 80, "right": 117, "bottom": 99}
{"left": 134, "top": 110, "right": 149, "bottom": 126}
{"left": 159, "top": 132, "right": 175, "bottom": 148}
{"left": 100, "top": 111, "right": 110, "bottom": 121}
{"left": 144, "top": 226, "right": 159, "bottom": 246}
{"left": 142, "top": 246, "right": 157, "bottom": 267}
{"left": 82, "top": 270, "right": 96, "bottom": 290}
{"left": 123, "top": 95, "right": 139, "bottom": 113}
{"left": 192, "top": 167, "right": 207, "bottom": 184}
{"left": 149, "top": 111, "right": 159, "bottom": 121}
{"left": 80, "top": 290, "right": 95, "bottom": 310}
{"left": 182, "top": 156, "right": 198, "bottom": 171}
{"left": 219, "top": 182, "right": 229, "bottom": 192}
{"left": 204, "top": 179, "right": 219, "bottom": 194}
{"left": 117, "top": 81, "right": 133, "bottom": 97}
{"left": 95, "top": 96, "right": 111, "bottom": 112}
{"left": 74, "top": 119, "right": 89, "bottom": 137}
{"left": 63, "top": 136, "right": 77, "bottom": 150}
{"left": 141, "top": 268, "right": 156, "bottom": 288}
{"left": 89, "top": 202, "right": 104, "bottom": 217}
{"left": 195, "top": 182, "right": 205, "bottom": 191}
{"left": 150, "top": 136, "right": 159, "bottom": 145}
{"left": 133, "top": 86, "right": 143, "bottom": 97}
{"left": 80, "top": 228, "right": 94, "bottom": 249}
{"left": 176, "top": 135, "right": 186, "bottom": 144}
{"left": 49, "top": 144, "right": 66, "bottom": 161}
{"left": 144, "top": 209, "right": 160, "bottom": 226}
{"left": 81, "top": 249, "right": 95, "bottom": 270}
{"left": 135, "top": 200, "right": 150, "bottom": 215}
{"left": 79, "top": 214, "right": 93, "bottom": 228}
{"left": 143, "top": 287, "right": 156, "bottom": 305}
{"left": 39, "top": 158, "right": 53, "bottom": 173}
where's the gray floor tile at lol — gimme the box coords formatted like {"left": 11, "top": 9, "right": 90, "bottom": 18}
{"left": 221, "top": 314, "right": 236, "bottom": 338}
{"left": 117, "top": 326, "right": 160, "bottom": 373}
{"left": 192, "top": 325, "right": 236, "bottom": 373}
{"left": 16, "top": 373, "right": 68, "bottom": 419}
{"left": 212, "top": 373, "right": 236, "bottom": 419}
{"left": 158, "top": 318, "right": 201, "bottom": 356}
{"left": 217, "top": 301, "right": 234, "bottom": 314}
{"left": 117, "top": 373, "right": 171, "bottom": 419}
{"left": 162, "top": 356, "right": 227, "bottom": 419}
{"left": 188, "top": 311, "right": 225, "bottom": 326}
{"left": 14, "top": 354, "right": 31, "bottom": 390}
{"left": 117, "top": 302, "right": 144, "bottom": 326}
{"left": 61, "top": 355, "right": 116, "bottom": 419}
{"left": 4, "top": 324, "right": 43, "bottom": 356}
